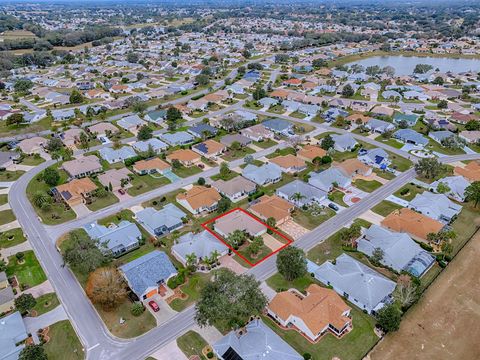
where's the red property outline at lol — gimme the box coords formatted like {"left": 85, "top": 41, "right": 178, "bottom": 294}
{"left": 201, "top": 207, "right": 293, "bottom": 267}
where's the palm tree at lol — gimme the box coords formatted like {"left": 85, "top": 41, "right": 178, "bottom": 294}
{"left": 290, "top": 192, "right": 305, "bottom": 206}
{"left": 209, "top": 250, "right": 221, "bottom": 265}
{"left": 185, "top": 253, "right": 197, "bottom": 270}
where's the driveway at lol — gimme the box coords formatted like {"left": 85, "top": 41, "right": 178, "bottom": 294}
{"left": 24, "top": 305, "right": 68, "bottom": 343}
{"left": 358, "top": 210, "right": 384, "bottom": 226}
{"left": 219, "top": 254, "right": 247, "bottom": 274}
{"left": 260, "top": 282, "right": 277, "bottom": 301}
{"left": 150, "top": 340, "right": 187, "bottom": 360}
{"left": 146, "top": 296, "right": 178, "bottom": 325}
{"left": 262, "top": 233, "right": 285, "bottom": 252}
{"left": 71, "top": 203, "right": 91, "bottom": 217}
{"left": 113, "top": 189, "right": 132, "bottom": 201}
{"left": 343, "top": 186, "right": 368, "bottom": 206}
{"left": 278, "top": 219, "right": 309, "bottom": 240}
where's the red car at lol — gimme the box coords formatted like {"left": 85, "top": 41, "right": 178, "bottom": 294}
{"left": 148, "top": 300, "right": 159, "bottom": 312}
{"left": 118, "top": 188, "right": 126, "bottom": 195}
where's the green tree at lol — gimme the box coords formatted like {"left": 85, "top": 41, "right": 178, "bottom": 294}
{"left": 137, "top": 125, "right": 153, "bottom": 140}
{"left": 131, "top": 302, "right": 145, "bottom": 316}
{"left": 69, "top": 89, "right": 84, "bottom": 104}
{"left": 42, "top": 167, "right": 60, "bottom": 187}
{"left": 195, "top": 269, "right": 267, "bottom": 329}
{"left": 19, "top": 344, "right": 47, "bottom": 360}
{"left": 132, "top": 101, "right": 148, "bottom": 113}
{"left": 217, "top": 197, "right": 231, "bottom": 214}
{"left": 437, "top": 100, "right": 448, "bottom": 109}
{"left": 371, "top": 247, "right": 384, "bottom": 264}
{"left": 276, "top": 246, "right": 307, "bottom": 281}
{"left": 376, "top": 303, "right": 402, "bottom": 332}
{"left": 195, "top": 74, "right": 210, "bottom": 86}
{"left": 341, "top": 84, "right": 354, "bottom": 97}
{"left": 465, "top": 181, "right": 480, "bottom": 207}
{"left": 414, "top": 158, "right": 445, "bottom": 180}
{"left": 219, "top": 162, "right": 230, "bottom": 180}
{"left": 45, "top": 137, "right": 63, "bottom": 153}
{"left": 465, "top": 120, "right": 480, "bottom": 131}
{"left": 33, "top": 191, "right": 52, "bottom": 208}
{"left": 227, "top": 230, "right": 247, "bottom": 248}
{"left": 320, "top": 134, "right": 335, "bottom": 150}
{"left": 63, "top": 231, "right": 108, "bottom": 274}
{"left": 14, "top": 293, "right": 36, "bottom": 314}
{"left": 432, "top": 76, "right": 444, "bottom": 85}
{"left": 436, "top": 182, "right": 451, "bottom": 194}
{"left": 79, "top": 131, "right": 90, "bottom": 149}
{"left": 6, "top": 113, "right": 24, "bottom": 126}
{"left": 197, "top": 177, "right": 206, "bottom": 186}
{"left": 86, "top": 267, "right": 127, "bottom": 311}
{"left": 252, "top": 86, "right": 266, "bottom": 100}
{"left": 14, "top": 79, "right": 33, "bottom": 93}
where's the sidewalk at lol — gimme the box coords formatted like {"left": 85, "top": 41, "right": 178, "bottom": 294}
{"left": 1, "top": 241, "right": 32, "bottom": 262}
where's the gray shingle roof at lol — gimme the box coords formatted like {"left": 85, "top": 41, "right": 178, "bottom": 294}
{"left": 135, "top": 204, "right": 186, "bottom": 235}
{"left": 84, "top": 220, "right": 141, "bottom": 254}
{"left": 172, "top": 230, "right": 228, "bottom": 264}
{"left": 276, "top": 179, "right": 327, "bottom": 206}
{"left": 0, "top": 312, "right": 28, "bottom": 360}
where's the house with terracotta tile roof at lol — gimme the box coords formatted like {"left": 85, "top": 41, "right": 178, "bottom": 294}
{"left": 176, "top": 186, "right": 222, "bottom": 214}
{"left": 334, "top": 159, "right": 372, "bottom": 178}
{"left": 297, "top": 145, "right": 326, "bottom": 162}
{"left": 381, "top": 208, "right": 444, "bottom": 243}
{"left": 267, "top": 284, "right": 352, "bottom": 342}
{"left": 454, "top": 161, "right": 480, "bottom": 182}
{"left": 249, "top": 195, "right": 294, "bottom": 225}
{"left": 166, "top": 149, "right": 201, "bottom": 167}
{"left": 133, "top": 158, "right": 171, "bottom": 175}
{"left": 269, "top": 154, "right": 307, "bottom": 174}
{"left": 192, "top": 139, "right": 226, "bottom": 159}
{"left": 53, "top": 177, "right": 97, "bottom": 207}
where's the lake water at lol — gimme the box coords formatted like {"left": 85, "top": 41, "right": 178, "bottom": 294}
{"left": 348, "top": 55, "right": 480, "bottom": 76}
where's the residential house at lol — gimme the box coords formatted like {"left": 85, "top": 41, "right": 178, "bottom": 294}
{"left": 430, "top": 176, "right": 470, "bottom": 202}
{"left": 381, "top": 208, "right": 444, "bottom": 243}
{"left": 335, "top": 159, "right": 372, "bottom": 178}
{"left": 249, "top": 195, "right": 294, "bottom": 225}
{"left": 454, "top": 161, "right": 480, "bottom": 182}
{"left": 220, "top": 134, "right": 252, "bottom": 147}
{"left": 308, "top": 167, "right": 351, "bottom": 192}
{"left": 393, "top": 113, "right": 419, "bottom": 127}
{"left": 61, "top": 128, "right": 86, "bottom": 148}
{"left": 166, "top": 149, "right": 201, "bottom": 167}
{"left": 132, "top": 158, "right": 171, "bottom": 175}
{"left": 393, "top": 129, "right": 429, "bottom": 146}
{"left": 98, "top": 168, "right": 133, "bottom": 191}
{"left": 297, "top": 145, "right": 326, "bottom": 162}
{"left": 371, "top": 105, "right": 395, "bottom": 117}
{"left": 192, "top": 140, "right": 226, "bottom": 159}
{"left": 269, "top": 154, "right": 307, "bottom": 174}
{"left": 51, "top": 108, "right": 75, "bottom": 121}
{"left": 84, "top": 220, "right": 141, "bottom": 257}
{"left": 0, "top": 151, "right": 19, "bottom": 169}
{"left": 258, "top": 97, "right": 278, "bottom": 108}
{"left": 0, "top": 272, "right": 14, "bottom": 314}
{"left": 188, "top": 124, "right": 218, "bottom": 139}
{"left": 62, "top": 155, "right": 103, "bottom": 179}
{"left": 160, "top": 131, "right": 195, "bottom": 146}
{"left": 119, "top": 251, "right": 177, "bottom": 300}
{"left": 450, "top": 112, "right": 478, "bottom": 125}
{"left": 365, "top": 119, "right": 395, "bottom": 134}
{"left": 0, "top": 312, "right": 29, "bottom": 360}
{"left": 459, "top": 130, "right": 480, "bottom": 144}
{"left": 212, "top": 176, "right": 257, "bottom": 202}
{"left": 213, "top": 319, "right": 303, "bottom": 360}
{"left": 172, "top": 230, "right": 228, "bottom": 266}
{"left": 117, "top": 114, "right": 146, "bottom": 134}
{"left": 87, "top": 122, "right": 120, "bottom": 138}
{"left": 310, "top": 253, "right": 396, "bottom": 314}
{"left": 276, "top": 180, "right": 327, "bottom": 207}
{"left": 322, "top": 108, "right": 349, "bottom": 123}
{"left": 132, "top": 138, "right": 168, "bottom": 154}
{"left": 53, "top": 177, "right": 97, "bottom": 207}
{"left": 358, "top": 225, "right": 435, "bottom": 277}
{"left": 214, "top": 209, "right": 267, "bottom": 238}
{"left": 18, "top": 136, "right": 47, "bottom": 155}
{"left": 409, "top": 192, "right": 462, "bottom": 223}
{"left": 331, "top": 134, "right": 357, "bottom": 152}
{"left": 99, "top": 146, "right": 137, "bottom": 164}
{"left": 136, "top": 204, "right": 186, "bottom": 236}
{"left": 144, "top": 109, "right": 167, "bottom": 125}
{"left": 358, "top": 148, "right": 391, "bottom": 169}
{"left": 267, "top": 285, "right": 351, "bottom": 342}
{"left": 242, "top": 163, "right": 282, "bottom": 186}
{"left": 240, "top": 124, "right": 274, "bottom": 142}
{"left": 176, "top": 186, "right": 222, "bottom": 215}
{"left": 262, "top": 118, "right": 294, "bottom": 137}
{"left": 429, "top": 130, "right": 456, "bottom": 144}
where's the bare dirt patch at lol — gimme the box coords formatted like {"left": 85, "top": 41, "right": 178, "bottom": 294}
{"left": 369, "top": 230, "right": 480, "bottom": 360}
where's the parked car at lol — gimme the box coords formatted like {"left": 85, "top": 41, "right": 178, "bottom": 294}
{"left": 328, "top": 202, "right": 339, "bottom": 211}
{"left": 118, "top": 188, "right": 126, "bottom": 195}
{"left": 148, "top": 300, "right": 159, "bottom": 312}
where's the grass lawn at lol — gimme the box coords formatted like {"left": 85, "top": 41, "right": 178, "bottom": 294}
{"left": 331, "top": 149, "right": 359, "bottom": 163}
{"left": 98, "top": 209, "right": 135, "bottom": 226}
{"left": 221, "top": 146, "right": 255, "bottom": 161}
{"left": 31, "top": 293, "right": 60, "bottom": 316}
{"left": 353, "top": 179, "right": 382, "bottom": 193}
{"left": 425, "top": 140, "right": 465, "bottom": 156}
{"left": 262, "top": 306, "right": 379, "bottom": 360}
{"left": 374, "top": 169, "right": 396, "bottom": 180}
{"left": 210, "top": 170, "right": 239, "bottom": 182}
{"left": 238, "top": 244, "right": 272, "bottom": 265}
{"left": 0, "top": 170, "right": 24, "bottom": 181}
{"left": 266, "top": 272, "right": 318, "bottom": 293}
{"left": 172, "top": 165, "right": 202, "bottom": 178}
{"left": 0, "top": 209, "right": 15, "bottom": 225}
{"left": 44, "top": 320, "right": 84, "bottom": 360}
{"left": 86, "top": 192, "right": 118, "bottom": 211}
{"left": 387, "top": 152, "right": 412, "bottom": 172}
{"left": 371, "top": 200, "right": 403, "bottom": 217}
{"left": 0, "top": 194, "right": 7, "bottom": 205}
{"left": 329, "top": 190, "right": 348, "bottom": 208}
{"left": 289, "top": 111, "right": 307, "bottom": 119}
{"left": 451, "top": 203, "right": 480, "bottom": 255}
{"left": 253, "top": 139, "right": 277, "bottom": 149}
{"left": 291, "top": 207, "right": 336, "bottom": 230}
{"left": 380, "top": 138, "right": 403, "bottom": 149}
{"left": 169, "top": 273, "right": 211, "bottom": 312}
{"left": 6, "top": 250, "right": 47, "bottom": 288}
{"left": 416, "top": 164, "right": 454, "bottom": 184}
{"left": 96, "top": 299, "right": 156, "bottom": 338}
{"left": 20, "top": 155, "right": 45, "bottom": 166}
{"left": 127, "top": 174, "right": 171, "bottom": 196}
{"left": 266, "top": 105, "right": 286, "bottom": 114}
{"left": 394, "top": 183, "right": 424, "bottom": 201}
{"left": 177, "top": 331, "right": 209, "bottom": 359}
{"left": 266, "top": 147, "right": 296, "bottom": 159}
{"left": 0, "top": 228, "right": 26, "bottom": 248}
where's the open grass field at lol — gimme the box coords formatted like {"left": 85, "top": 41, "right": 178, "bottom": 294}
{"left": 370, "top": 230, "right": 480, "bottom": 360}
{"left": 44, "top": 320, "right": 84, "bottom": 360}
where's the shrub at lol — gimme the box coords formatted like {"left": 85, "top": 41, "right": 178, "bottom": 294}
{"left": 207, "top": 352, "right": 214, "bottom": 359}
{"left": 400, "top": 188, "right": 409, "bottom": 195}
{"left": 303, "top": 353, "right": 312, "bottom": 360}
{"left": 167, "top": 273, "right": 186, "bottom": 289}
{"left": 131, "top": 302, "right": 145, "bottom": 316}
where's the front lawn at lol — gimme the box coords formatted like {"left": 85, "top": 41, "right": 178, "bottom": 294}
{"left": 31, "top": 293, "right": 60, "bottom": 316}
{"left": 388, "top": 152, "right": 413, "bottom": 172}
{"left": 221, "top": 147, "right": 255, "bottom": 161}
{"left": 371, "top": 200, "right": 403, "bottom": 217}
{"left": 0, "top": 209, "right": 16, "bottom": 225}
{"left": 291, "top": 207, "right": 336, "bottom": 230}
{"left": 266, "top": 272, "right": 318, "bottom": 293}
{"left": 0, "top": 170, "right": 24, "bottom": 181}
{"left": 425, "top": 140, "right": 465, "bottom": 156}
{"left": 169, "top": 273, "right": 211, "bottom": 312}
{"left": 0, "top": 228, "right": 26, "bottom": 248}
{"left": 127, "top": 174, "right": 171, "bottom": 196}
{"left": 6, "top": 250, "right": 47, "bottom": 288}
{"left": 262, "top": 306, "right": 379, "bottom": 360}
{"left": 379, "top": 138, "right": 403, "bottom": 149}
{"left": 253, "top": 139, "right": 277, "bottom": 149}
{"left": 0, "top": 194, "right": 7, "bottom": 205}
{"left": 328, "top": 190, "right": 348, "bottom": 208}
{"left": 86, "top": 192, "right": 119, "bottom": 211}
{"left": 394, "top": 183, "right": 424, "bottom": 201}
{"left": 172, "top": 165, "right": 203, "bottom": 178}
{"left": 289, "top": 111, "right": 307, "bottom": 119}
{"left": 177, "top": 331, "right": 209, "bottom": 360}
{"left": 44, "top": 320, "right": 84, "bottom": 360}
{"left": 210, "top": 170, "right": 239, "bottom": 182}
{"left": 266, "top": 147, "right": 296, "bottom": 159}
{"left": 266, "top": 105, "right": 286, "bottom": 114}
{"left": 353, "top": 179, "right": 382, "bottom": 193}
{"left": 374, "top": 169, "right": 396, "bottom": 180}
{"left": 20, "top": 155, "right": 45, "bottom": 166}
